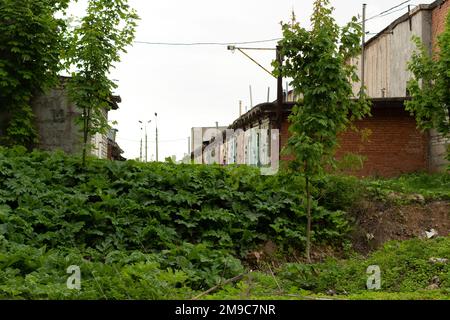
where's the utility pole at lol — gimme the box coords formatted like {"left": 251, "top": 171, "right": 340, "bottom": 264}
{"left": 276, "top": 45, "right": 283, "bottom": 131}
{"left": 145, "top": 120, "right": 151, "bottom": 162}
{"left": 188, "top": 136, "right": 191, "bottom": 155}
{"left": 145, "top": 124, "right": 147, "bottom": 162}
{"left": 361, "top": 3, "right": 367, "bottom": 96}
{"left": 138, "top": 120, "right": 143, "bottom": 161}
{"left": 155, "top": 112, "right": 159, "bottom": 162}
{"left": 408, "top": 5, "right": 412, "bottom": 31}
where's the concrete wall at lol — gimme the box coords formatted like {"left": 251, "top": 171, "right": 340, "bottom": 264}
{"left": 429, "top": 129, "right": 449, "bottom": 172}
{"left": 431, "top": 0, "right": 450, "bottom": 171}
{"left": 31, "top": 87, "right": 83, "bottom": 155}
{"left": 31, "top": 85, "right": 110, "bottom": 159}
{"left": 352, "top": 8, "right": 433, "bottom": 98}
{"left": 350, "top": 3, "right": 449, "bottom": 173}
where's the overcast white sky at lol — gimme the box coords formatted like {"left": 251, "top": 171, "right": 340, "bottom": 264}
{"left": 69, "top": 0, "right": 436, "bottom": 161}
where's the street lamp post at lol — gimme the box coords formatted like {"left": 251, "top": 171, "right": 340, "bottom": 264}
{"left": 155, "top": 113, "right": 158, "bottom": 162}
{"left": 138, "top": 120, "right": 143, "bottom": 162}
{"left": 145, "top": 120, "right": 151, "bottom": 162}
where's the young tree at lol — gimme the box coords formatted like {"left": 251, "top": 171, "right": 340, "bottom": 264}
{"left": 65, "top": 0, "right": 138, "bottom": 165}
{"left": 275, "top": 0, "right": 370, "bottom": 262}
{"left": 406, "top": 12, "right": 450, "bottom": 162}
{"left": 0, "top": 0, "right": 69, "bottom": 147}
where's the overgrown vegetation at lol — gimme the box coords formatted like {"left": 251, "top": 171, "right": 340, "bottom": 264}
{"left": 206, "top": 237, "right": 450, "bottom": 300}
{"left": 0, "top": 148, "right": 447, "bottom": 299}
{"left": 0, "top": 0, "right": 138, "bottom": 159}
{"left": 0, "top": 0, "right": 70, "bottom": 147}
{"left": 0, "top": 148, "right": 352, "bottom": 298}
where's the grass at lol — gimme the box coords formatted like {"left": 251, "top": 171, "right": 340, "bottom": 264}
{"left": 204, "top": 237, "right": 450, "bottom": 300}
{"left": 364, "top": 172, "right": 450, "bottom": 201}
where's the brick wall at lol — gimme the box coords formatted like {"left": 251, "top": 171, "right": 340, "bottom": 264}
{"left": 278, "top": 107, "right": 429, "bottom": 177}
{"left": 432, "top": 0, "right": 450, "bottom": 51}
{"left": 339, "top": 107, "right": 429, "bottom": 177}
{"left": 279, "top": 116, "right": 295, "bottom": 163}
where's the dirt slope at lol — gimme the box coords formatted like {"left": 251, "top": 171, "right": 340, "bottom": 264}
{"left": 351, "top": 200, "right": 450, "bottom": 254}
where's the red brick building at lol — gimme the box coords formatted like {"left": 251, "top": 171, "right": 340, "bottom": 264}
{"left": 194, "top": 1, "right": 448, "bottom": 177}
{"left": 226, "top": 98, "right": 429, "bottom": 177}
{"left": 223, "top": 0, "right": 449, "bottom": 177}
{"left": 335, "top": 99, "right": 429, "bottom": 177}
{"left": 432, "top": 0, "right": 450, "bottom": 51}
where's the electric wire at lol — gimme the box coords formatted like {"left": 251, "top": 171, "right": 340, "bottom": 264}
{"left": 133, "top": 2, "right": 424, "bottom": 47}
{"left": 134, "top": 38, "right": 282, "bottom": 46}
{"left": 360, "top": 0, "right": 414, "bottom": 23}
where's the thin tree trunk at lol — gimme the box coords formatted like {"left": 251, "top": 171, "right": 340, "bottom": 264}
{"left": 82, "top": 106, "right": 90, "bottom": 167}
{"left": 305, "top": 175, "right": 312, "bottom": 263}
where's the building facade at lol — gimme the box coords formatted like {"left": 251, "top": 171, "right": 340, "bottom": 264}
{"left": 196, "top": 0, "right": 449, "bottom": 177}
{"left": 348, "top": 0, "right": 449, "bottom": 173}
{"left": 30, "top": 77, "right": 121, "bottom": 159}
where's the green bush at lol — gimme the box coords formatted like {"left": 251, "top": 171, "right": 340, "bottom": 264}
{"left": 0, "top": 147, "right": 353, "bottom": 298}
{"left": 0, "top": 148, "right": 353, "bottom": 254}
{"left": 0, "top": 236, "right": 193, "bottom": 299}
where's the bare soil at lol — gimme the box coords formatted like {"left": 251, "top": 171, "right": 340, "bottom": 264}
{"left": 351, "top": 200, "right": 450, "bottom": 255}
{"left": 246, "top": 199, "right": 450, "bottom": 266}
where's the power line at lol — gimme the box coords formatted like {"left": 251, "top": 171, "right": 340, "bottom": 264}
{"left": 366, "top": 4, "right": 416, "bottom": 23}
{"left": 378, "top": 0, "right": 410, "bottom": 16}
{"left": 134, "top": 2, "right": 417, "bottom": 46}
{"left": 361, "top": 0, "right": 413, "bottom": 23}
{"left": 133, "top": 37, "right": 282, "bottom": 46}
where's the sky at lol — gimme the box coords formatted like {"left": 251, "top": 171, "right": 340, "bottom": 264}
{"left": 69, "top": 0, "right": 436, "bottom": 161}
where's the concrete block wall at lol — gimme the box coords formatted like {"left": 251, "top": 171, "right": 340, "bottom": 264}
{"left": 31, "top": 87, "right": 83, "bottom": 155}
{"left": 31, "top": 85, "right": 110, "bottom": 159}
{"left": 431, "top": 0, "right": 450, "bottom": 171}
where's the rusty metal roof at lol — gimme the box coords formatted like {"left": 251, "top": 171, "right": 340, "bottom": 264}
{"left": 228, "top": 97, "right": 409, "bottom": 129}
{"left": 228, "top": 101, "right": 295, "bottom": 129}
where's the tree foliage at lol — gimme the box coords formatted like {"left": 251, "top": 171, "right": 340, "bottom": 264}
{"left": 275, "top": 0, "right": 371, "bottom": 261}
{"left": 0, "top": 0, "right": 138, "bottom": 159}
{"left": 0, "top": 0, "right": 70, "bottom": 147}
{"left": 406, "top": 11, "right": 450, "bottom": 161}
{"left": 64, "top": 0, "right": 138, "bottom": 165}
